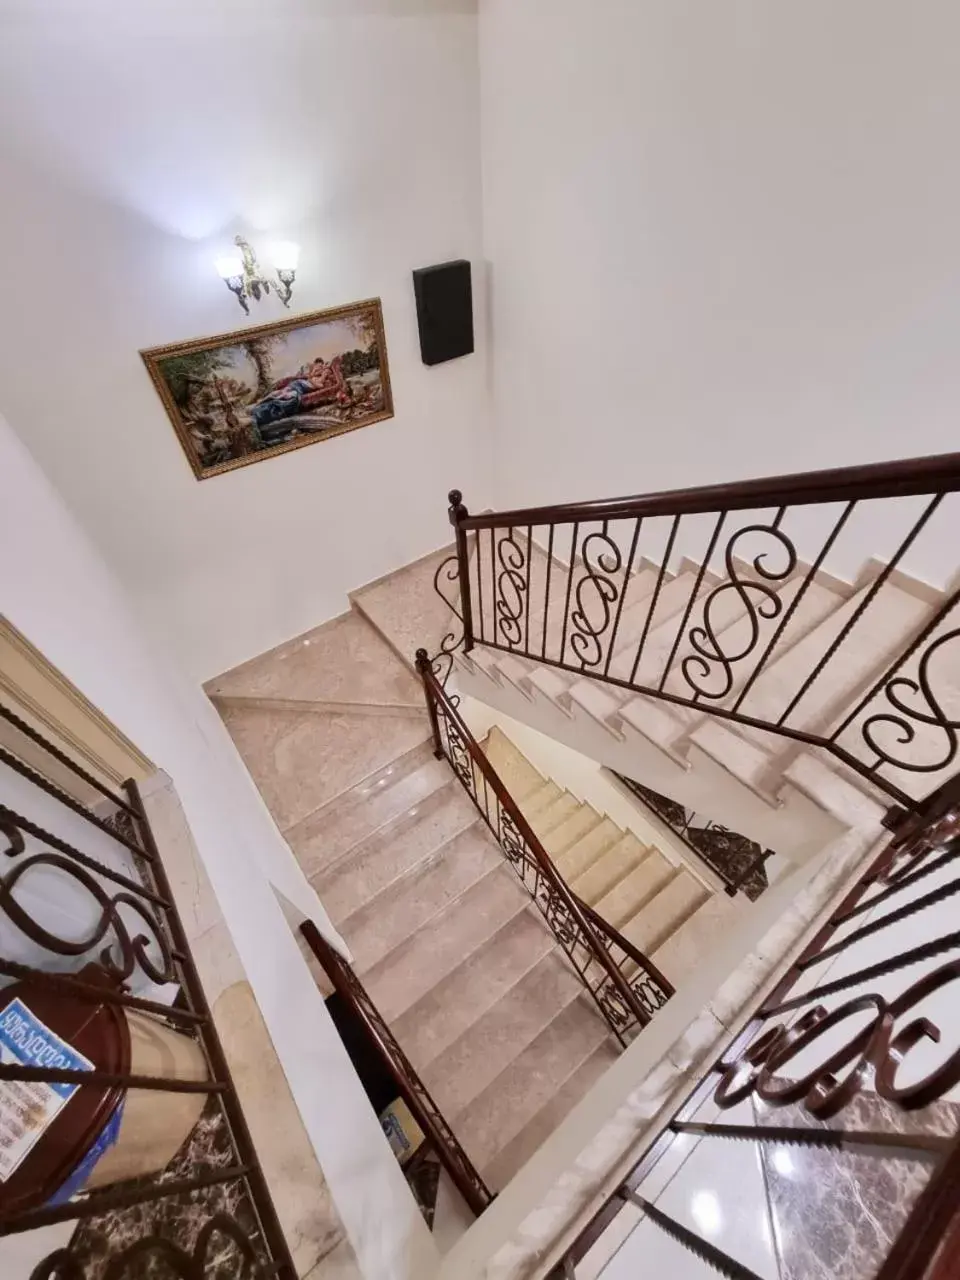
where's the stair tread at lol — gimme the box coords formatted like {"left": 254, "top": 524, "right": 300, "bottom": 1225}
{"left": 592, "top": 852, "right": 675, "bottom": 927}
{"left": 483, "top": 725, "right": 546, "bottom": 799}
{"left": 689, "top": 719, "right": 775, "bottom": 794}
{"left": 343, "top": 823, "right": 500, "bottom": 973}
{"left": 312, "top": 780, "right": 479, "bottom": 922}
{"left": 619, "top": 874, "right": 709, "bottom": 956}
{"left": 363, "top": 864, "right": 531, "bottom": 1022}
{"left": 391, "top": 909, "right": 557, "bottom": 1069}
{"left": 453, "top": 996, "right": 612, "bottom": 1172}
{"left": 555, "top": 817, "right": 624, "bottom": 881}
{"left": 421, "top": 952, "right": 584, "bottom": 1117}
{"left": 530, "top": 792, "right": 580, "bottom": 836}
{"left": 523, "top": 780, "right": 564, "bottom": 817}
{"left": 285, "top": 741, "right": 447, "bottom": 879}
{"left": 651, "top": 892, "right": 740, "bottom": 986}
{"left": 481, "top": 1041, "right": 620, "bottom": 1188}
{"left": 541, "top": 805, "right": 605, "bottom": 858}
{"left": 736, "top": 580, "right": 928, "bottom": 738}
{"left": 571, "top": 833, "right": 648, "bottom": 902}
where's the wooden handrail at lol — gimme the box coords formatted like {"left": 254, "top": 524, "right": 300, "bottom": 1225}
{"left": 576, "top": 896, "right": 674, "bottom": 999}
{"left": 416, "top": 651, "right": 667, "bottom": 1034}
{"left": 453, "top": 449, "right": 960, "bottom": 529}
{"left": 300, "top": 919, "right": 494, "bottom": 1217}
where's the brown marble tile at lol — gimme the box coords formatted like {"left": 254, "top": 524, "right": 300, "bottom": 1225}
{"left": 755, "top": 1091, "right": 960, "bottom": 1280}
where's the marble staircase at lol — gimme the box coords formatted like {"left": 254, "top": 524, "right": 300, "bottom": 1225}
{"left": 482, "top": 726, "right": 736, "bottom": 987}
{"left": 208, "top": 606, "right": 620, "bottom": 1193}
{"left": 453, "top": 546, "right": 948, "bottom": 867}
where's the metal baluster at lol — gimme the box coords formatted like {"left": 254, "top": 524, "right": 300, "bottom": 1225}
{"left": 559, "top": 521, "right": 581, "bottom": 667}
{"left": 629, "top": 514, "right": 680, "bottom": 685}
{"left": 732, "top": 500, "right": 856, "bottom": 713}
{"left": 657, "top": 510, "right": 727, "bottom": 693}
{"left": 776, "top": 493, "right": 944, "bottom": 728}
{"left": 542, "top": 523, "right": 555, "bottom": 660}
{"left": 603, "top": 516, "right": 642, "bottom": 678}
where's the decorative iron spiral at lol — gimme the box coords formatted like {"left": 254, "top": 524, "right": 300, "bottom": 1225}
{"left": 860, "top": 628, "right": 960, "bottom": 775}
{"left": 440, "top": 713, "right": 475, "bottom": 797}
{"left": 495, "top": 532, "right": 527, "bottom": 646}
{"left": 1, "top": 851, "right": 175, "bottom": 985}
{"left": 715, "top": 955, "right": 960, "bottom": 1118}
{"left": 681, "top": 523, "right": 797, "bottom": 700}
{"left": 569, "top": 531, "right": 624, "bottom": 668}
{"left": 33, "top": 1214, "right": 263, "bottom": 1280}
{"left": 428, "top": 554, "right": 464, "bottom": 698}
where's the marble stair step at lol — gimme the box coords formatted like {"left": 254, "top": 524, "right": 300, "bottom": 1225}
{"left": 734, "top": 580, "right": 928, "bottom": 741}
{"left": 618, "top": 873, "right": 710, "bottom": 957}
{"left": 452, "top": 995, "right": 613, "bottom": 1173}
{"left": 522, "top": 780, "right": 564, "bottom": 818}
{"left": 554, "top": 818, "right": 625, "bottom": 882}
{"left": 283, "top": 740, "right": 447, "bottom": 880}
{"left": 571, "top": 833, "right": 649, "bottom": 903}
{"left": 391, "top": 909, "right": 558, "bottom": 1070}
{"left": 343, "top": 823, "right": 500, "bottom": 973}
{"left": 526, "top": 563, "right": 659, "bottom": 668}
{"left": 422, "top": 952, "right": 584, "bottom": 1117}
{"left": 311, "top": 780, "right": 479, "bottom": 923}
{"left": 482, "top": 724, "right": 546, "bottom": 800}
{"left": 650, "top": 892, "right": 740, "bottom": 986}
{"left": 540, "top": 805, "right": 606, "bottom": 859}
{"left": 527, "top": 664, "right": 576, "bottom": 712}
{"left": 349, "top": 544, "right": 464, "bottom": 673}
{"left": 567, "top": 681, "right": 628, "bottom": 736}
{"left": 592, "top": 850, "right": 675, "bottom": 928}
{"left": 529, "top": 792, "right": 581, "bottom": 838}
{"left": 481, "top": 1040, "right": 620, "bottom": 1189}
{"left": 363, "top": 864, "right": 531, "bottom": 1022}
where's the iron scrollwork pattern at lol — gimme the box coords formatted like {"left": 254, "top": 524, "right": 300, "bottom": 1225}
{"left": 859, "top": 627, "right": 960, "bottom": 777}
{"left": 681, "top": 523, "right": 797, "bottom": 700}
{"left": 1, "top": 823, "right": 175, "bottom": 985}
{"left": 569, "top": 530, "right": 624, "bottom": 669}
{"left": 494, "top": 531, "right": 528, "bottom": 647}
{"left": 430, "top": 693, "right": 674, "bottom": 1045}
{"left": 428, "top": 553, "right": 465, "bottom": 698}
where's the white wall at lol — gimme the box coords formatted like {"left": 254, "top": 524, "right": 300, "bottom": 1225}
{"left": 480, "top": 1, "right": 960, "bottom": 536}
{"left": 0, "top": 0, "right": 488, "bottom": 682}
{"left": 0, "top": 413, "right": 437, "bottom": 1280}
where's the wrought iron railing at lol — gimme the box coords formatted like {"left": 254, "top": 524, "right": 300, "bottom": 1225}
{"left": 549, "top": 799, "right": 960, "bottom": 1280}
{"left": 0, "top": 702, "right": 296, "bottom": 1277}
{"left": 615, "top": 772, "right": 775, "bottom": 899}
{"left": 299, "top": 919, "right": 493, "bottom": 1217}
{"left": 436, "top": 454, "right": 960, "bottom": 821}
{"left": 415, "top": 652, "right": 674, "bottom": 1046}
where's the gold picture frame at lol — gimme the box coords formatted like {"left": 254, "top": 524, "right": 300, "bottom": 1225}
{"left": 141, "top": 298, "right": 394, "bottom": 480}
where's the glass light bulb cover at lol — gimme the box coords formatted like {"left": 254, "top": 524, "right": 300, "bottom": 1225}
{"left": 216, "top": 255, "right": 244, "bottom": 280}
{"left": 270, "top": 241, "right": 300, "bottom": 270}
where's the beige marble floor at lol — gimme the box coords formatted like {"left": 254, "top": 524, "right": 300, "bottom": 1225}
{"left": 350, "top": 543, "right": 462, "bottom": 671}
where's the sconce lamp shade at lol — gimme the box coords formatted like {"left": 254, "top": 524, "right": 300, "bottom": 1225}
{"left": 270, "top": 242, "right": 300, "bottom": 271}
{"left": 216, "top": 255, "right": 244, "bottom": 280}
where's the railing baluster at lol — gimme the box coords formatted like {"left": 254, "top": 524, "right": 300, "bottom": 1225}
{"left": 603, "top": 516, "right": 642, "bottom": 678}
{"left": 657, "top": 510, "right": 727, "bottom": 693}
{"left": 732, "top": 500, "right": 856, "bottom": 713}
{"left": 525, "top": 523, "right": 533, "bottom": 651}
{"left": 559, "top": 521, "right": 581, "bottom": 667}
{"left": 629, "top": 513, "right": 680, "bottom": 685}
{"left": 776, "top": 492, "right": 944, "bottom": 727}
{"left": 542, "top": 523, "right": 555, "bottom": 660}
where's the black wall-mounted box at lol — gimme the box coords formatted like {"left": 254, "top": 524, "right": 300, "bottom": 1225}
{"left": 412, "top": 259, "right": 474, "bottom": 366}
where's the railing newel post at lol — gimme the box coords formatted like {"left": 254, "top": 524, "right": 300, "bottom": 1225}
{"left": 448, "top": 488, "right": 476, "bottom": 653}
{"left": 415, "top": 647, "right": 444, "bottom": 759}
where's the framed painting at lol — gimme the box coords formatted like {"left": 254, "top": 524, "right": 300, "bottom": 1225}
{"left": 141, "top": 298, "right": 394, "bottom": 479}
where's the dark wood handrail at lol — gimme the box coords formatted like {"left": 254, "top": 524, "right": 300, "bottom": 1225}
{"left": 300, "top": 918, "right": 494, "bottom": 1217}
{"left": 576, "top": 896, "right": 674, "bottom": 999}
{"left": 416, "top": 652, "right": 664, "bottom": 1032}
{"left": 454, "top": 449, "right": 960, "bottom": 529}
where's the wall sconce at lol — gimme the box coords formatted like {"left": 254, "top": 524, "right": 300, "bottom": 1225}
{"left": 215, "top": 235, "right": 300, "bottom": 313}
